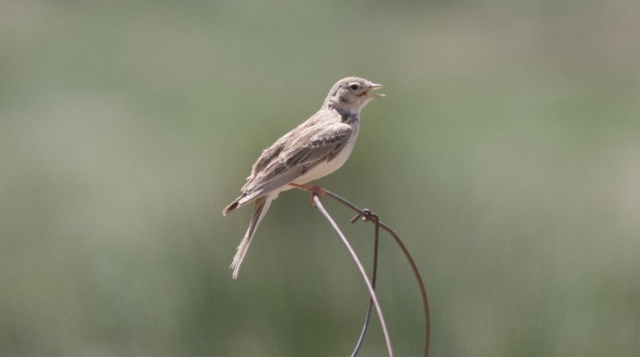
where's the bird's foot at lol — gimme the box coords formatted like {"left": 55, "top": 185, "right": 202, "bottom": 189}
{"left": 289, "top": 183, "right": 326, "bottom": 206}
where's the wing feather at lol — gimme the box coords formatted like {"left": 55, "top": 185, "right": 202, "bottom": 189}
{"left": 239, "top": 121, "right": 353, "bottom": 202}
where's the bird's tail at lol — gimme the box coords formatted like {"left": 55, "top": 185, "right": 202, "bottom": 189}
{"left": 230, "top": 195, "right": 272, "bottom": 279}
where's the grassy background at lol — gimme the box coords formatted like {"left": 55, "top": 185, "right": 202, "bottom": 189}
{"left": 1, "top": 1, "right": 639, "bottom": 356}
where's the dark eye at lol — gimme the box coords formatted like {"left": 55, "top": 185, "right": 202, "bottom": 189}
{"left": 349, "top": 83, "right": 360, "bottom": 90}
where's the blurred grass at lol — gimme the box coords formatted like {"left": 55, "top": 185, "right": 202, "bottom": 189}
{"left": 1, "top": 0, "right": 639, "bottom": 356}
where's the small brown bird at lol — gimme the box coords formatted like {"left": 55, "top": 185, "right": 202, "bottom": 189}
{"left": 223, "top": 77, "right": 384, "bottom": 279}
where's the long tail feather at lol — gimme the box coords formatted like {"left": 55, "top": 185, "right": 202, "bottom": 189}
{"left": 230, "top": 195, "right": 273, "bottom": 279}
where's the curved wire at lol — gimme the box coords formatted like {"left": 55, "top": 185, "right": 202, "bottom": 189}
{"left": 313, "top": 195, "right": 394, "bottom": 357}
{"left": 324, "top": 190, "right": 430, "bottom": 357}
{"left": 350, "top": 212, "right": 380, "bottom": 357}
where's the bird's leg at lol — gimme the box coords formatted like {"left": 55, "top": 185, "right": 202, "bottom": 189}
{"left": 288, "top": 183, "right": 326, "bottom": 206}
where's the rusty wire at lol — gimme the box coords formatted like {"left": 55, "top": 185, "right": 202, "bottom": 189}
{"left": 313, "top": 195, "right": 394, "bottom": 357}
{"left": 349, "top": 209, "right": 380, "bottom": 357}
{"left": 316, "top": 189, "right": 431, "bottom": 357}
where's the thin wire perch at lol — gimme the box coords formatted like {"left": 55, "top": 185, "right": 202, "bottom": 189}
{"left": 306, "top": 189, "right": 430, "bottom": 357}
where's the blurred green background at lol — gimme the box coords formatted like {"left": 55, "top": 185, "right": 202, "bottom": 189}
{"left": 1, "top": 0, "right": 639, "bottom": 356}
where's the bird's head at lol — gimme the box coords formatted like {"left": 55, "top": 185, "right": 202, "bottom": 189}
{"left": 323, "top": 77, "right": 384, "bottom": 114}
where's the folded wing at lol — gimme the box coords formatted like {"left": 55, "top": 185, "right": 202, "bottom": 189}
{"left": 237, "top": 122, "right": 353, "bottom": 205}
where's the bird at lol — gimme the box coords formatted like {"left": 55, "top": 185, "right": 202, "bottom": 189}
{"left": 223, "top": 77, "right": 384, "bottom": 279}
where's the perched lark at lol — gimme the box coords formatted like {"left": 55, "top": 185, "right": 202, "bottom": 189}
{"left": 223, "top": 77, "right": 384, "bottom": 279}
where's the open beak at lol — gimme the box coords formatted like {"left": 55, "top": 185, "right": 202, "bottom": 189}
{"left": 365, "top": 83, "right": 385, "bottom": 97}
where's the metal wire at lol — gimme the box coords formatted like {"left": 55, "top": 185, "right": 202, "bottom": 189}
{"left": 324, "top": 190, "right": 430, "bottom": 357}
{"left": 313, "top": 195, "right": 394, "bottom": 357}
{"left": 350, "top": 210, "right": 379, "bottom": 357}
{"left": 289, "top": 185, "right": 430, "bottom": 357}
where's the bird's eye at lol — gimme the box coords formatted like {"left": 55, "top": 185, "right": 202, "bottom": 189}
{"left": 349, "top": 83, "right": 360, "bottom": 90}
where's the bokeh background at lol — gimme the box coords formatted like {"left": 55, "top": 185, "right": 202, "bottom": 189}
{"left": 2, "top": 1, "right": 639, "bottom": 356}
